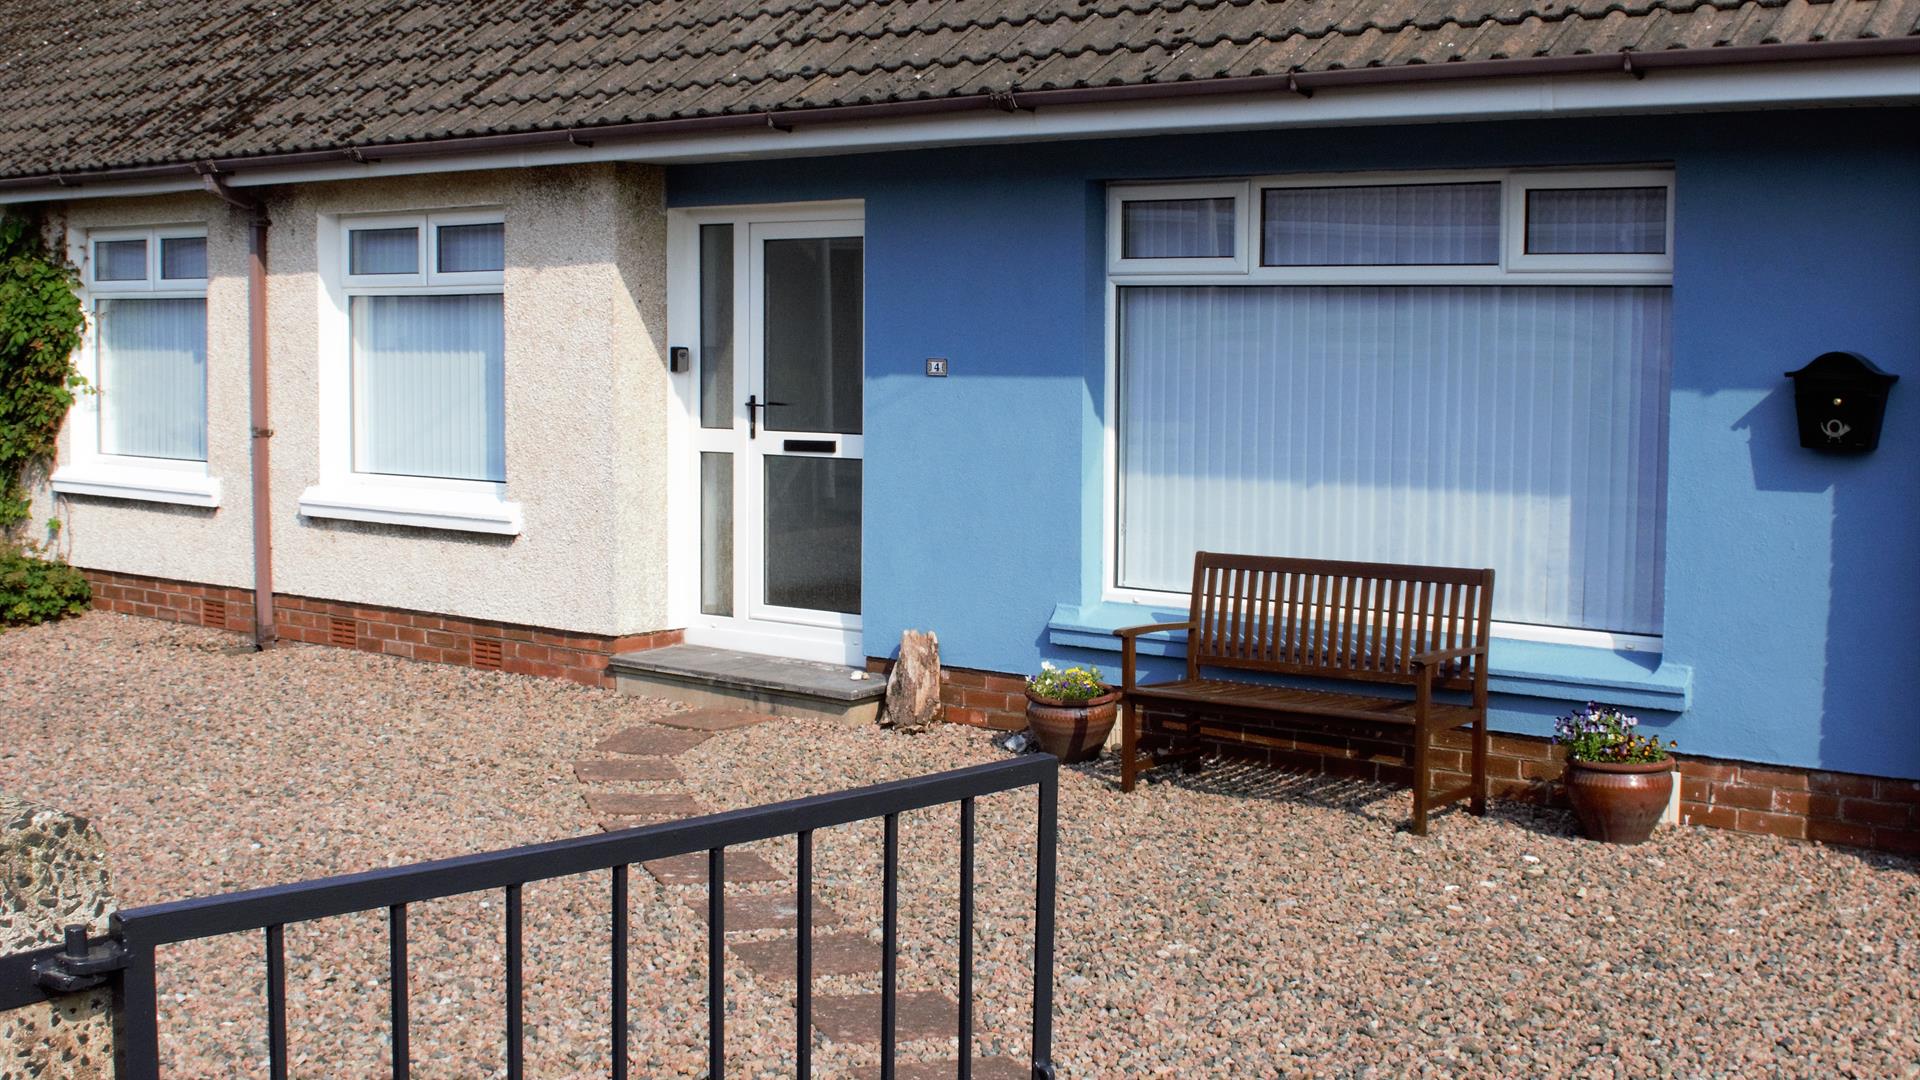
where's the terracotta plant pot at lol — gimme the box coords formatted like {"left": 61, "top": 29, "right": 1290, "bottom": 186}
{"left": 1024, "top": 688, "right": 1121, "bottom": 764}
{"left": 1565, "top": 758, "right": 1674, "bottom": 844}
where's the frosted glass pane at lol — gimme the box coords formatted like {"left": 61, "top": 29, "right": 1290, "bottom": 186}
{"left": 1262, "top": 183, "right": 1499, "bottom": 265}
{"left": 1527, "top": 187, "right": 1667, "bottom": 254}
{"left": 349, "top": 227, "right": 418, "bottom": 275}
{"left": 701, "top": 452, "right": 733, "bottom": 616}
{"left": 160, "top": 237, "right": 206, "bottom": 280}
{"left": 1118, "top": 285, "right": 1671, "bottom": 635}
{"left": 351, "top": 293, "right": 505, "bottom": 481}
{"left": 97, "top": 298, "right": 207, "bottom": 460}
{"left": 764, "top": 456, "right": 860, "bottom": 615}
{"left": 1122, "top": 198, "right": 1235, "bottom": 259}
{"left": 437, "top": 223, "right": 505, "bottom": 273}
{"left": 700, "top": 224, "right": 734, "bottom": 429}
{"left": 763, "top": 237, "right": 862, "bottom": 435}
{"left": 95, "top": 239, "right": 147, "bottom": 281}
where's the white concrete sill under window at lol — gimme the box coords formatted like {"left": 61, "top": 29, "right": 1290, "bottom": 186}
{"left": 51, "top": 461, "right": 222, "bottom": 508}
{"left": 1048, "top": 600, "right": 1693, "bottom": 713}
{"left": 298, "top": 482, "right": 523, "bottom": 536}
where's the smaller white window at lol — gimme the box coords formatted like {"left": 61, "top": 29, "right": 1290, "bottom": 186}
{"left": 302, "top": 210, "right": 520, "bottom": 535}
{"left": 1108, "top": 181, "right": 1250, "bottom": 274}
{"left": 1506, "top": 170, "right": 1674, "bottom": 272}
{"left": 49, "top": 225, "right": 220, "bottom": 507}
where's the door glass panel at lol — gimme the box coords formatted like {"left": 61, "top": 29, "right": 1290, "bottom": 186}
{"left": 764, "top": 456, "right": 860, "bottom": 615}
{"left": 701, "top": 452, "right": 734, "bottom": 616}
{"left": 700, "top": 224, "right": 735, "bottom": 429}
{"left": 763, "top": 237, "right": 862, "bottom": 434}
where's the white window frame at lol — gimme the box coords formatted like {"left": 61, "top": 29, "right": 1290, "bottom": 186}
{"left": 1101, "top": 166, "right": 1675, "bottom": 653}
{"left": 49, "top": 224, "right": 221, "bottom": 508}
{"left": 299, "top": 209, "right": 522, "bottom": 535}
{"left": 1106, "top": 180, "right": 1251, "bottom": 275}
{"left": 1505, "top": 169, "right": 1676, "bottom": 274}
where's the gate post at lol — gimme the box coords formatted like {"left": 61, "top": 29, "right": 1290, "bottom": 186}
{"left": 0, "top": 796, "right": 117, "bottom": 1079}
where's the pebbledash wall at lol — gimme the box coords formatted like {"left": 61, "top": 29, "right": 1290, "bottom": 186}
{"left": 30, "top": 164, "right": 682, "bottom": 685}
{"left": 673, "top": 107, "right": 1920, "bottom": 850}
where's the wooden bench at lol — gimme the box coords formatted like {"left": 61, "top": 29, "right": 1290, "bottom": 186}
{"left": 1115, "top": 552, "right": 1494, "bottom": 835}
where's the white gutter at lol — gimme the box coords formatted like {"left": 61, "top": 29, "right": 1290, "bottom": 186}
{"left": 3, "top": 55, "right": 1915, "bottom": 203}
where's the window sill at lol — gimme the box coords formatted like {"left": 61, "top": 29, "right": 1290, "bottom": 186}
{"left": 1048, "top": 601, "right": 1692, "bottom": 713}
{"left": 298, "top": 483, "right": 522, "bottom": 536}
{"left": 50, "top": 462, "right": 222, "bottom": 508}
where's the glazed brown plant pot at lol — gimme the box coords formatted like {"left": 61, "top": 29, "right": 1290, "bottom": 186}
{"left": 1566, "top": 758, "right": 1674, "bottom": 844}
{"left": 1024, "top": 688, "right": 1121, "bottom": 764}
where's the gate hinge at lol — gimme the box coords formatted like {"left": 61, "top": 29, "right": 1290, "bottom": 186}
{"left": 1031, "top": 1060, "right": 1057, "bottom": 1080}
{"left": 32, "top": 926, "right": 128, "bottom": 993}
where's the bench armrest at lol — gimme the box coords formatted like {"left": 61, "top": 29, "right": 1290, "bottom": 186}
{"left": 1113, "top": 621, "right": 1191, "bottom": 691}
{"left": 1410, "top": 643, "right": 1487, "bottom": 672}
{"left": 1113, "top": 621, "right": 1191, "bottom": 640}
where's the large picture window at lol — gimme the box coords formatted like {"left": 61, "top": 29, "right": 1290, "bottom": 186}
{"left": 1110, "top": 170, "right": 1674, "bottom": 642}
{"left": 341, "top": 213, "right": 505, "bottom": 482}
{"left": 87, "top": 230, "right": 208, "bottom": 462}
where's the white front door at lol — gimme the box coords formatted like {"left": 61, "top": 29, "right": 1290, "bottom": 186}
{"left": 669, "top": 205, "right": 865, "bottom": 665}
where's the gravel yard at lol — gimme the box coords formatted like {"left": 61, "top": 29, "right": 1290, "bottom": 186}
{"left": 4, "top": 613, "right": 1919, "bottom": 1078}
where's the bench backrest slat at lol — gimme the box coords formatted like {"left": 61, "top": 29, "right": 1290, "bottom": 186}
{"left": 1183, "top": 553, "right": 1495, "bottom": 691}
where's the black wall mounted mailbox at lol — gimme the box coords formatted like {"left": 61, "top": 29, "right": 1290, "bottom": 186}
{"left": 1785, "top": 352, "right": 1898, "bottom": 454}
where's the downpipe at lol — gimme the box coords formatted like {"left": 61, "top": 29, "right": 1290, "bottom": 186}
{"left": 200, "top": 171, "right": 276, "bottom": 649}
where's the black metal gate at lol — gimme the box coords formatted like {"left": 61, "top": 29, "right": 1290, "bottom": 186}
{"left": 0, "top": 755, "right": 1059, "bottom": 1079}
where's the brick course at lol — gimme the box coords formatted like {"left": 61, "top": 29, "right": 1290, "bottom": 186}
{"left": 82, "top": 569, "right": 680, "bottom": 689}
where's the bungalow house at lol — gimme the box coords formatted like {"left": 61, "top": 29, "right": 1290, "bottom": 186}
{"left": 2, "top": 2, "right": 1916, "bottom": 850}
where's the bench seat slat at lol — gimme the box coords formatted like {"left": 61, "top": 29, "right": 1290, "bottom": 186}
{"left": 1127, "top": 679, "right": 1478, "bottom": 729}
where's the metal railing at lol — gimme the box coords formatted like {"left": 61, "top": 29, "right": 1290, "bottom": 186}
{"left": 1, "top": 755, "right": 1060, "bottom": 1079}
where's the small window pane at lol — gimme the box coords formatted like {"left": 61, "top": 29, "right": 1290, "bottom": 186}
{"left": 97, "top": 297, "right": 207, "bottom": 460}
{"left": 437, "top": 222, "right": 505, "bottom": 273}
{"left": 95, "top": 239, "right": 148, "bottom": 281}
{"left": 1526, "top": 187, "right": 1667, "bottom": 255}
{"left": 349, "top": 227, "right": 419, "bottom": 275}
{"left": 1121, "top": 198, "right": 1235, "bottom": 259}
{"left": 350, "top": 293, "right": 504, "bottom": 481}
{"left": 159, "top": 236, "right": 207, "bottom": 280}
{"left": 1262, "top": 183, "right": 1500, "bottom": 266}
{"left": 701, "top": 452, "right": 734, "bottom": 616}
{"left": 699, "top": 224, "right": 734, "bottom": 430}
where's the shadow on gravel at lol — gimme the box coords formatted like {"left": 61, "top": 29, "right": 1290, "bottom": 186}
{"left": 1072, "top": 752, "right": 1587, "bottom": 840}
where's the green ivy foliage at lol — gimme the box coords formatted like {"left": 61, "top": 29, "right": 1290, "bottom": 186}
{"left": 0, "top": 545, "right": 90, "bottom": 625}
{"left": 0, "top": 210, "right": 87, "bottom": 535}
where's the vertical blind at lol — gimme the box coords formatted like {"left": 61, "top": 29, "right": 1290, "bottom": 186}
{"left": 1262, "top": 184, "right": 1500, "bottom": 266}
{"left": 97, "top": 298, "right": 208, "bottom": 460}
{"left": 1118, "top": 285, "right": 1671, "bottom": 635}
{"left": 1526, "top": 187, "right": 1667, "bottom": 254}
{"left": 351, "top": 293, "right": 505, "bottom": 481}
{"left": 1121, "top": 198, "right": 1236, "bottom": 259}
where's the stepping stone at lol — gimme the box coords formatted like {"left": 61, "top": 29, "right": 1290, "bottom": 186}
{"left": 584, "top": 792, "right": 707, "bottom": 817}
{"left": 643, "top": 850, "right": 784, "bottom": 887}
{"left": 731, "top": 933, "right": 881, "bottom": 980}
{"left": 810, "top": 991, "right": 958, "bottom": 1045}
{"left": 868, "top": 1059, "right": 1029, "bottom": 1080}
{"left": 652, "top": 708, "right": 777, "bottom": 732}
{"left": 683, "top": 892, "right": 841, "bottom": 932}
{"left": 574, "top": 758, "right": 681, "bottom": 783}
{"left": 594, "top": 726, "right": 712, "bottom": 757}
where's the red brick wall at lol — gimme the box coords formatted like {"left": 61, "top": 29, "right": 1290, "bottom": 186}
{"left": 82, "top": 569, "right": 681, "bottom": 689}
{"left": 865, "top": 657, "right": 1031, "bottom": 731}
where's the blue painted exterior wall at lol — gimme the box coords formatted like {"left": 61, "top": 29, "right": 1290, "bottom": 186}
{"left": 668, "top": 107, "right": 1920, "bottom": 779}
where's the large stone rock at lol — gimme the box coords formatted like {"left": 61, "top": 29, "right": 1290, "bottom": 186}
{"left": 882, "top": 629, "right": 942, "bottom": 733}
{"left": 0, "top": 796, "right": 115, "bottom": 1080}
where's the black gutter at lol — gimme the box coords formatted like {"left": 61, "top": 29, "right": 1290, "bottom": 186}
{"left": 2, "top": 38, "right": 1915, "bottom": 192}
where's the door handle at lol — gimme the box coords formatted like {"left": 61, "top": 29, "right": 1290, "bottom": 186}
{"left": 744, "top": 394, "right": 789, "bottom": 439}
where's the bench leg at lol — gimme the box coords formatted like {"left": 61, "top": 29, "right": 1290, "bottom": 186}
{"left": 1410, "top": 724, "right": 1431, "bottom": 836}
{"left": 1470, "top": 709, "right": 1489, "bottom": 817}
{"left": 1120, "top": 698, "right": 1140, "bottom": 794}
